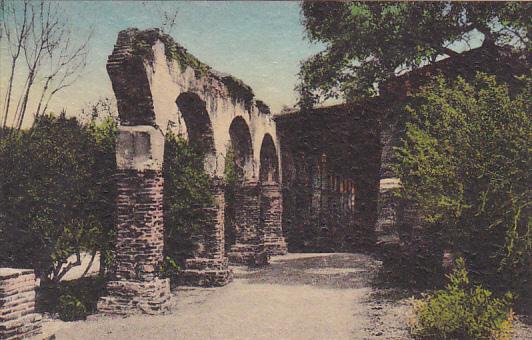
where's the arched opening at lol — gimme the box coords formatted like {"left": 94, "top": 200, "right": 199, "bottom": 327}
{"left": 259, "top": 134, "right": 287, "bottom": 255}
{"left": 176, "top": 92, "right": 216, "bottom": 174}
{"left": 259, "top": 133, "right": 279, "bottom": 184}
{"left": 224, "top": 117, "right": 255, "bottom": 257}
{"left": 227, "top": 116, "right": 253, "bottom": 180}
{"left": 161, "top": 92, "right": 217, "bottom": 271}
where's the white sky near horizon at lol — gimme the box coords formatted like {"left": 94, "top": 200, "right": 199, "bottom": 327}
{"left": 1, "top": 1, "right": 324, "bottom": 128}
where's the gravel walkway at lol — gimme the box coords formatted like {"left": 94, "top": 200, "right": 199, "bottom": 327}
{"left": 43, "top": 253, "right": 410, "bottom": 339}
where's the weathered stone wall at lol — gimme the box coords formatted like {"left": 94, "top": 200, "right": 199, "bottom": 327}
{"left": 108, "top": 28, "right": 280, "bottom": 180}
{"left": 114, "top": 170, "right": 165, "bottom": 281}
{"left": 0, "top": 269, "right": 41, "bottom": 340}
{"left": 181, "top": 178, "right": 233, "bottom": 286}
{"left": 99, "top": 28, "right": 285, "bottom": 313}
{"left": 275, "top": 103, "right": 381, "bottom": 252}
{"left": 375, "top": 179, "right": 401, "bottom": 244}
{"left": 260, "top": 183, "right": 287, "bottom": 256}
{"left": 374, "top": 107, "right": 406, "bottom": 244}
{"left": 228, "top": 181, "right": 264, "bottom": 264}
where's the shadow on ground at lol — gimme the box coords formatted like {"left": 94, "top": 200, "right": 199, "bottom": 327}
{"left": 234, "top": 253, "right": 382, "bottom": 290}
{"left": 37, "top": 276, "right": 106, "bottom": 321}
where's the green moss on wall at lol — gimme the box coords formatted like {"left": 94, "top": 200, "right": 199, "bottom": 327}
{"left": 159, "top": 34, "right": 211, "bottom": 78}
{"left": 255, "top": 100, "right": 271, "bottom": 115}
{"left": 219, "top": 75, "right": 255, "bottom": 112}
{"left": 129, "top": 28, "right": 258, "bottom": 112}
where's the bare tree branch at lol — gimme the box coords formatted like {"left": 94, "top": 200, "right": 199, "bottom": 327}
{"left": 36, "top": 26, "right": 92, "bottom": 118}
{"left": 143, "top": 1, "right": 179, "bottom": 35}
{"left": 54, "top": 252, "right": 82, "bottom": 283}
{"left": 1, "top": 0, "right": 32, "bottom": 129}
{"left": 1, "top": 0, "right": 92, "bottom": 130}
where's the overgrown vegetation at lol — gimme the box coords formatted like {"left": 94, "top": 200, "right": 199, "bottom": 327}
{"left": 219, "top": 75, "right": 255, "bottom": 112}
{"left": 223, "top": 145, "right": 242, "bottom": 252}
{"left": 130, "top": 29, "right": 256, "bottom": 111}
{"left": 0, "top": 113, "right": 117, "bottom": 283}
{"left": 57, "top": 294, "right": 88, "bottom": 321}
{"left": 395, "top": 73, "right": 531, "bottom": 300}
{"left": 159, "top": 34, "right": 210, "bottom": 77}
{"left": 162, "top": 132, "right": 213, "bottom": 278}
{"left": 130, "top": 28, "right": 210, "bottom": 77}
{"left": 410, "top": 258, "right": 514, "bottom": 340}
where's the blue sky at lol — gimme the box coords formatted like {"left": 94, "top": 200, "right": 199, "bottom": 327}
{"left": 1, "top": 1, "right": 323, "bottom": 120}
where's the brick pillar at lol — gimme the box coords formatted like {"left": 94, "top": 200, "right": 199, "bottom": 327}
{"left": 180, "top": 177, "right": 233, "bottom": 286}
{"left": 97, "top": 125, "right": 171, "bottom": 315}
{"left": 97, "top": 170, "right": 171, "bottom": 315}
{"left": 0, "top": 269, "right": 42, "bottom": 339}
{"left": 228, "top": 180, "right": 269, "bottom": 265}
{"left": 260, "top": 183, "right": 287, "bottom": 256}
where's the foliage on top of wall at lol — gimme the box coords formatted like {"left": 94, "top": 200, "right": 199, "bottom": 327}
{"left": 217, "top": 74, "right": 255, "bottom": 112}
{"left": 129, "top": 28, "right": 209, "bottom": 77}
{"left": 158, "top": 34, "right": 211, "bottom": 77}
{"left": 129, "top": 28, "right": 257, "bottom": 112}
{"left": 255, "top": 100, "right": 271, "bottom": 115}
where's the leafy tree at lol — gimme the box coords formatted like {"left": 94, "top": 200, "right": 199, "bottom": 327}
{"left": 394, "top": 73, "right": 531, "bottom": 296}
{"left": 0, "top": 113, "right": 117, "bottom": 282}
{"left": 162, "top": 132, "right": 212, "bottom": 270}
{"left": 298, "top": 1, "right": 530, "bottom": 106}
{"left": 87, "top": 115, "right": 118, "bottom": 275}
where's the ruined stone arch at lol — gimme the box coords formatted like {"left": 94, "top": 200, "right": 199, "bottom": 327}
{"left": 258, "top": 133, "right": 287, "bottom": 256}
{"left": 228, "top": 116, "right": 254, "bottom": 181}
{"left": 175, "top": 92, "right": 216, "bottom": 174}
{"left": 99, "top": 28, "right": 283, "bottom": 314}
{"left": 259, "top": 133, "right": 279, "bottom": 184}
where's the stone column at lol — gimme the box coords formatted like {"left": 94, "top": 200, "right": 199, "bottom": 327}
{"left": 260, "top": 183, "right": 287, "bottom": 256}
{"left": 180, "top": 177, "right": 233, "bottom": 286}
{"left": 228, "top": 180, "right": 268, "bottom": 265}
{"left": 97, "top": 126, "right": 171, "bottom": 315}
{"left": 0, "top": 269, "right": 42, "bottom": 339}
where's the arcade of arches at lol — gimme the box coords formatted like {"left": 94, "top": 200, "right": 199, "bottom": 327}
{"left": 95, "top": 29, "right": 398, "bottom": 315}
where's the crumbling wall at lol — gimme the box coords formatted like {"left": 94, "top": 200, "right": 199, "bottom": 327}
{"left": 98, "top": 28, "right": 285, "bottom": 314}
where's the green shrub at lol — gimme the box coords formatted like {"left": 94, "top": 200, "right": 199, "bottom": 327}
{"left": 57, "top": 294, "right": 88, "bottom": 321}
{"left": 37, "top": 276, "right": 106, "bottom": 320}
{"left": 0, "top": 113, "right": 117, "bottom": 282}
{"left": 410, "top": 258, "right": 514, "bottom": 340}
{"left": 162, "top": 132, "right": 213, "bottom": 272}
{"left": 395, "top": 73, "right": 531, "bottom": 296}
{"left": 223, "top": 144, "right": 241, "bottom": 252}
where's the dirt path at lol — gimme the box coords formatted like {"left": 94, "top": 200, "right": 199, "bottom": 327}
{"left": 44, "top": 253, "right": 410, "bottom": 340}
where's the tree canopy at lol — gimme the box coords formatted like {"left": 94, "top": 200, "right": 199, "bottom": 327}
{"left": 298, "top": 1, "right": 530, "bottom": 106}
